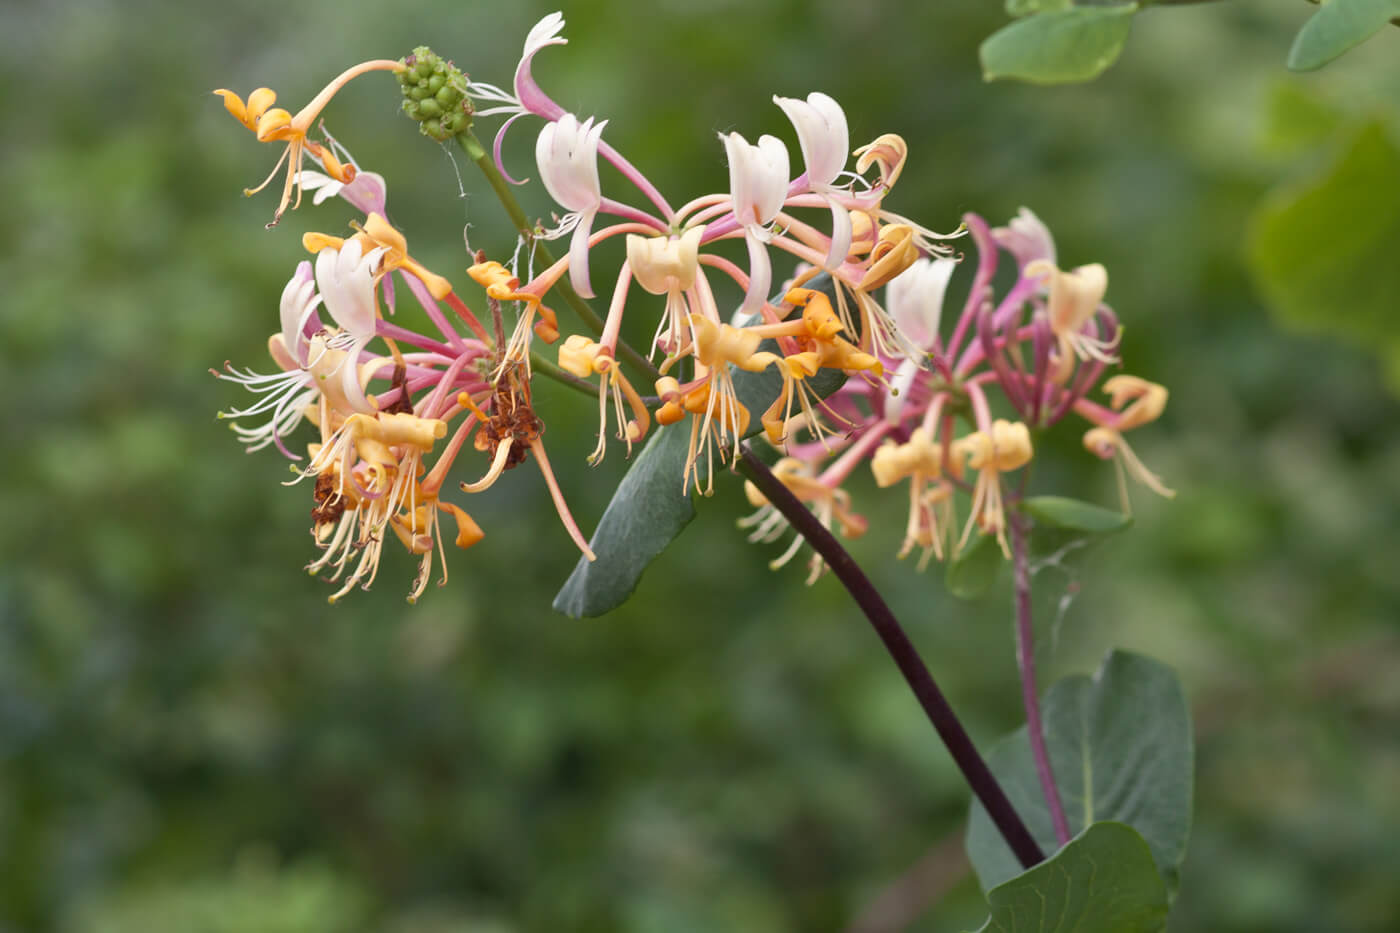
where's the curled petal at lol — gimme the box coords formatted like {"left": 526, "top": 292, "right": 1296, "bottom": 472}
{"left": 854, "top": 133, "right": 908, "bottom": 189}
{"left": 567, "top": 208, "right": 598, "bottom": 298}
{"left": 823, "top": 199, "right": 853, "bottom": 273}
{"left": 862, "top": 224, "right": 918, "bottom": 291}
{"left": 279, "top": 260, "right": 320, "bottom": 366}
{"left": 514, "top": 11, "right": 568, "bottom": 119}
{"left": 494, "top": 111, "right": 533, "bottom": 185}
{"left": 773, "top": 91, "right": 849, "bottom": 188}
{"left": 1103, "top": 375, "right": 1168, "bottom": 430}
{"left": 214, "top": 87, "right": 278, "bottom": 131}
{"left": 739, "top": 231, "right": 772, "bottom": 318}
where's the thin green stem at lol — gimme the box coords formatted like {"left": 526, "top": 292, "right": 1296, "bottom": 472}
{"left": 737, "top": 446, "right": 1044, "bottom": 870}
{"left": 529, "top": 351, "right": 600, "bottom": 400}
{"left": 454, "top": 129, "right": 661, "bottom": 385}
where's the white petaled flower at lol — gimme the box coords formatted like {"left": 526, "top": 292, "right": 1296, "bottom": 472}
{"left": 315, "top": 239, "right": 388, "bottom": 413}
{"left": 279, "top": 259, "right": 321, "bottom": 367}
{"left": 537, "top": 113, "right": 607, "bottom": 298}
{"left": 881, "top": 257, "right": 956, "bottom": 424}
{"left": 721, "top": 131, "right": 790, "bottom": 316}
{"left": 886, "top": 256, "right": 955, "bottom": 351}
{"left": 467, "top": 11, "right": 567, "bottom": 118}
{"left": 774, "top": 92, "right": 852, "bottom": 270}
{"left": 466, "top": 12, "right": 571, "bottom": 183}
{"left": 514, "top": 12, "right": 568, "bottom": 113}
{"left": 992, "top": 207, "right": 1056, "bottom": 272}
{"left": 218, "top": 261, "right": 323, "bottom": 456}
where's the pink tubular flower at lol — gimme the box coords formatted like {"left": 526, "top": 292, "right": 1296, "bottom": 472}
{"left": 774, "top": 92, "right": 852, "bottom": 270}
{"left": 536, "top": 113, "right": 607, "bottom": 298}
{"left": 513, "top": 12, "right": 568, "bottom": 118}
{"left": 721, "top": 131, "right": 790, "bottom": 316}
{"left": 466, "top": 12, "right": 569, "bottom": 183}
{"left": 991, "top": 206, "right": 1056, "bottom": 270}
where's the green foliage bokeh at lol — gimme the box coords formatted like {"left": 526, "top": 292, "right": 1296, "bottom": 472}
{"left": 3, "top": 0, "right": 1399, "bottom": 930}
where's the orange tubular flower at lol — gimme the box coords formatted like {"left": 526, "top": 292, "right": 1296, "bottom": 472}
{"left": 557, "top": 334, "right": 651, "bottom": 463}
{"left": 215, "top": 59, "right": 404, "bottom": 226}
{"left": 1082, "top": 375, "right": 1175, "bottom": 510}
{"left": 305, "top": 213, "right": 454, "bottom": 301}
{"left": 871, "top": 427, "right": 963, "bottom": 567}
{"left": 740, "top": 457, "right": 867, "bottom": 584}
{"left": 953, "top": 419, "right": 1033, "bottom": 558}
{"left": 760, "top": 288, "right": 881, "bottom": 445}
{"left": 667, "top": 315, "right": 783, "bottom": 495}
{"left": 468, "top": 260, "right": 561, "bottom": 361}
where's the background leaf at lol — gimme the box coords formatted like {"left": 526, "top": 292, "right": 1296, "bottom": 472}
{"left": 966, "top": 651, "right": 1193, "bottom": 893}
{"left": 944, "top": 531, "right": 1004, "bottom": 600}
{"left": 1287, "top": 0, "right": 1400, "bottom": 72}
{"left": 968, "top": 822, "right": 1169, "bottom": 933}
{"left": 1006, "top": 0, "right": 1073, "bottom": 18}
{"left": 1247, "top": 122, "right": 1400, "bottom": 388}
{"left": 980, "top": 4, "right": 1138, "bottom": 85}
{"left": 553, "top": 278, "right": 848, "bottom": 618}
{"left": 1021, "top": 495, "right": 1131, "bottom": 534}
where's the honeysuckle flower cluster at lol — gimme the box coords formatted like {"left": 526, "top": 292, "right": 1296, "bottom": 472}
{"left": 742, "top": 207, "right": 1175, "bottom": 581}
{"left": 214, "top": 12, "right": 1172, "bottom": 602}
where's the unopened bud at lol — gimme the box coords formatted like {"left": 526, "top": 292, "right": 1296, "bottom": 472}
{"left": 399, "top": 46, "right": 473, "bottom": 141}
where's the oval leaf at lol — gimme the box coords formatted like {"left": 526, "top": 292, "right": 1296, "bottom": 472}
{"left": 945, "top": 531, "right": 1004, "bottom": 600}
{"left": 552, "top": 423, "right": 697, "bottom": 618}
{"left": 980, "top": 5, "right": 1138, "bottom": 85}
{"left": 1021, "top": 495, "right": 1131, "bottom": 534}
{"left": 1247, "top": 123, "right": 1400, "bottom": 365}
{"left": 968, "top": 822, "right": 1168, "bottom": 933}
{"left": 1287, "top": 0, "right": 1400, "bottom": 72}
{"left": 967, "top": 650, "right": 1193, "bottom": 894}
{"left": 553, "top": 277, "right": 849, "bottom": 618}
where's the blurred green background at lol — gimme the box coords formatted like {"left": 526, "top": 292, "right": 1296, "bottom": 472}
{"left": 4, "top": 0, "right": 1400, "bottom": 929}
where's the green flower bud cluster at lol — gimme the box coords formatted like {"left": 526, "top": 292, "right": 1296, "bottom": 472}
{"left": 398, "top": 46, "right": 473, "bottom": 142}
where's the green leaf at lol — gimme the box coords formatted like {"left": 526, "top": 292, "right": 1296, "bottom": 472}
{"left": 1247, "top": 122, "right": 1400, "bottom": 372}
{"left": 968, "top": 822, "right": 1169, "bottom": 933}
{"left": 1005, "top": 0, "right": 1072, "bottom": 17}
{"left": 980, "top": 4, "right": 1138, "bottom": 85}
{"left": 1287, "top": 0, "right": 1400, "bottom": 72}
{"left": 967, "top": 651, "right": 1193, "bottom": 894}
{"left": 944, "top": 531, "right": 1004, "bottom": 600}
{"left": 1021, "top": 495, "right": 1131, "bottom": 534}
{"left": 553, "top": 278, "right": 848, "bottom": 618}
{"left": 551, "top": 422, "right": 697, "bottom": 618}
{"left": 1259, "top": 82, "right": 1346, "bottom": 156}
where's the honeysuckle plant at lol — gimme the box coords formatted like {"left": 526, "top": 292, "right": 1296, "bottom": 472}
{"left": 214, "top": 13, "right": 1193, "bottom": 930}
